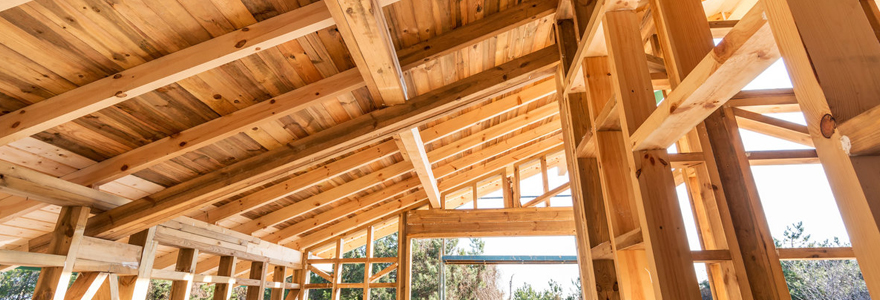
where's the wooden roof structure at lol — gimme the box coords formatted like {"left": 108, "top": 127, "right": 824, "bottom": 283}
{"left": 0, "top": 0, "right": 879, "bottom": 298}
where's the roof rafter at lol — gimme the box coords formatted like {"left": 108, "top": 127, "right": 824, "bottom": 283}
{"left": 325, "top": 0, "right": 407, "bottom": 106}
{"left": 25, "top": 46, "right": 558, "bottom": 246}
{"left": 0, "top": 1, "right": 337, "bottom": 147}
{"left": 395, "top": 129, "right": 441, "bottom": 208}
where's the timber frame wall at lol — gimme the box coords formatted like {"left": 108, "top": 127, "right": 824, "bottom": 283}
{"left": 553, "top": 0, "right": 880, "bottom": 299}
{"left": 0, "top": 0, "right": 878, "bottom": 299}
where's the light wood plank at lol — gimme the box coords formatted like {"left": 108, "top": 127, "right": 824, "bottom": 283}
{"left": 396, "top": 129, "right": 441, "bottom": 208}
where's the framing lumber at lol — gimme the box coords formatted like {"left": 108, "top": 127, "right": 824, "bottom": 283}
{"left": 522, "top": 182, "right": 571, "bottom": 208}
{"left": 169, "top": 248, "right": 198, "bottom": 300}
{"left": 0, "top": 161, "right": 129, "bottom": 212}
{"left": 32, "top": 206, "right": 90, "bottom": 300}
{"left": 62, "top": 69, "right": 365, "bottom": 187}
{"left": 733, "top": 108, "right": 813, "bottom": 147}
{"left": 396, "top": 128, "right": 441, "bottom": 208}
{"left": 214, "top": 256, "right": 238, "bottom": 300}
{"left": 397, "top": 0, "right": 558, "bottom": 70}
{"left": 64, "top": 273, "right": 107, "bottom": 300}
{"left": 0, "top": 1, "right": 335, "bottom": 147}
{"left": 194, "top": 140, "right": 398, "bottom": 225}
{"left": 762, "top": 0, "right": 880, "bottom": 296}
{"left": 426, "top": 103, "right": 559, "bottom": 163}
{"left": 117, "top": 228, "right": 158, "bottom": 300}
{"left": 405, "top": 207, "right": 576, "bottom": 238}
{"left": 324, "top": 0, "right": 407, "bottom": 106}
{"left": 232, "top": 161, "right": 412, "bottom": 234}
{"left": 287, "top": 191, "right": 428, "bottom": 249}
{"left": 839, "top": 104, "right": 880, "bottom": 155}
{"left": 0, "top": 0, "right": 31, "bottom": 12}
{"left": 728, "top": 89, "right": 800, "bottom": 113}
{"left": 630, "top": 5, "right": 781, "bottom": 151}
{"left": 67, "top": 47, "right": 558, "bottom": 241}
{"left": 604, "top": 10, "right": 701, "bottom": 299}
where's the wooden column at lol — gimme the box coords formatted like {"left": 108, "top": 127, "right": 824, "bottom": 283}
{"left": 604, "top": 10, "right": 701, "bottom": 300}
{"left": 271, "top": 265, "right": 288, "bottom": 300}
{"left": 397, "top": 213, "right": 411, "bottom": 300}
{"left": 557, "top": 86, "right": 621, "bottom": 299}
{"left": 763, "top": 0, "right": 880, "bottom": 296}
{"left": 583, "top": 55, "right": 654, "bottom": 300}
{"left": 651, "top": 0, "right": 786, "bottom": 298}
{"left": 65, "top": 272, "right": 108, "bottom": 300}
{"left": 246, "top": 261, "right": 268, "bottom": 300}
{"left": 214, "top": 256, "right": 238, "bottom": 300}
{"left": 33, "top": 206, "right": 90, "bottom": 300}
{"left": 331, "top": 239, "right": 344, "bottom": 300}
{"left": 118, "top": 227, "right": 158, "bottom": 300}
{"left": 363, "top": 227, "right": 374, "bottom": 300}
{"left": 170, "top": 248, "right": 198, "bottom": 300}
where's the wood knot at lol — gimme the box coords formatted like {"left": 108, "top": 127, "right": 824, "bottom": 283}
{"left": 115, "top": 91, "right": 127, "bottom": 98}
{"left": 235, "top": 40, "right": 247, "bottom": 48}
{"left": 820, "top": 114, "right": 836, "bottom": 138}
{"left": 120, "top": 165, "right": 128, "bottom": 171}
{"left": 10, "top": 121, "right": 19, "bottom": 129}
{"left": 113, "top": 74, "right": 123, "bottom": 79}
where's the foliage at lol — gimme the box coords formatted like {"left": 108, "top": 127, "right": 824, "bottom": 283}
{"left": 0, "top": 269, "right": 39, "bottom": 300}
{"left": 774, "top": 222, "right": 870, "bottom": 300}
{"left": 410, "top": 238, "right": 504, "bottom": 300}
{"left": 511, "top": 279, "right": 580, "bottom": 300}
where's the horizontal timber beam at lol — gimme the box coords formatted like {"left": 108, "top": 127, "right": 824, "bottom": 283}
{"left": 630, "top": 5, "right": 781, "bottom": 150}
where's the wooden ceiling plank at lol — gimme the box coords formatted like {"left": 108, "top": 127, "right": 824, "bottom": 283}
{"left": 59, "top": 46, "right": 557, "bottom": 242}
{"left": 0, "top": 161, "right": 130, "bottom": 212}
{"left": 62, "top": 69, "right": 365, "bottom": 187}
{"left": 325, "top": 0, "right": 407, "bottom": 106}
{"left": 396, "top": 0, "right": 559, "bottom": 70}
{"left": 0, "top": 2, "right": 335, "bottom": 147}
{"left": 629, "top": 6, "right": 781, "bottom": 151}
{"left": 260, "top": 177, "right": 421, "bottom": 245}
{"left": 426, "top": 103, "right": 559, "bottom": 162}
{"left": 234, "top": 160, "right": 413, "bottom": 234}
{"left": 396, "top": 129, "right": 441, "bottom": 208}
{"left": 420, "top": 79, "right": 557, "bottom": 144}
{"left": 192, "top": 140, "right": 398, "bottom": 225}
{"left": 286, "top": 191, "right": 428, "bottom": 249}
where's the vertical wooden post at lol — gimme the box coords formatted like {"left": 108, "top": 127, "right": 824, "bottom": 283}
{"left": 65, "top": 272, "right": 108, "bottom": 300}
{"left": 331, "top": 239, "right": 344, "bottom": 300}
{"left": 651, "top": 0, "right": 786, "bottom": 298}
{"left": 246, "top": 261, "right": 268, "bottom": 300}
{"left": 397, "top": 213, "right": 411, "bottom": 300}
{"left": 763, "top": 0, "right": 880, "bottom": 296}
{"left": 513, "top": 165, "right": 523, "bottom": 207}
{"left": 118, "top": 227, "right": 158, "bottom": 300}
{"left": 271, "top": 265, "right": 288, "bottom": 300}
{"left": 604, "top": 10, "right": 701, "bottom": 300}
{"left": 33, "top": 206, "right": 90, "bottom": 300}
{"left": 556, "top": 75, "right": 621, "bottom": 299}
{"left": 502, "top": 170, "right": 514, "bottom": 208}
{"left": 169, "top": 248, "right": 198, "bottom": 300}
{"left": 214, "top": 256, "right": 238, "bottom": 300}
{"left": 363, "top": 226, "right": 374, "bottom": 300}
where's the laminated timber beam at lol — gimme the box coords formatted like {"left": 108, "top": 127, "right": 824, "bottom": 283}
{"left": 396, "top": 129, "right": 441, "bottom": 208}
{"left": 324, "top": 0, "right": 407, "bottom": 106}
{"left": 629, "top": 6, "right": 781, "bottom": 151}
{"left": 762, "top": 0, "right": 880, "bottom": 296}
{"left": 0, "top": 1, "right": 336, "bottom": 147}
{"left": 49, "top": 47, "right": 557, "bottom": 242}
{"left": 405, "top": 207, "right": 576, "bottom": 238}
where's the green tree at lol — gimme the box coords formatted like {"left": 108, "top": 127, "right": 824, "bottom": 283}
{"left": 775, "top": 222, "right": 869, "bottom": 300}
{"left": 0, "top": 269, "right": 39, "bottom": 300}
